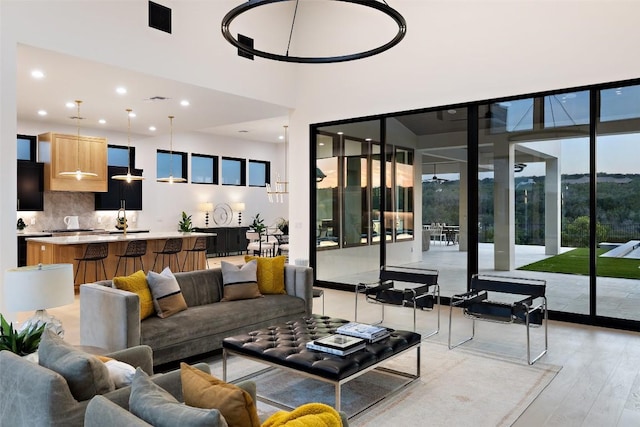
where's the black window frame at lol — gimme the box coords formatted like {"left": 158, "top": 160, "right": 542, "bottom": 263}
{"left": 248, "top": 159, "right": 270, "bottom": 187}
{"left": 17, "top": 134, "right": 37, "bottom": 161}
{"left": 221, "top": 156, "right": 246, "bottom": 186}
{"left": 191, "top": 153, "right": 219, "bottom": 185}
{"left": 108, "top": 144, "right": 136, "bottom": 168}
{"left": 156, "top": 149, "right": 188, "bottom": 183}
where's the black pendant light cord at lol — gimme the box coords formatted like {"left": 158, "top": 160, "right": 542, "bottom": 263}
{"left": 286, "top": 0, "right": 300, "bottom": 58}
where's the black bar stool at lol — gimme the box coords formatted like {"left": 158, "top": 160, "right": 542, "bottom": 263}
{"left": 181, "top": 236, "right": 209, "bottom": 271}
{"left": 74, "top": 242, "right": 109, "bottom": 283}
{"left": 152, "top": 238, "right": 183, "bottom": 272}
{"left": 114, "top": 240, "right": 147, "bottom": 276}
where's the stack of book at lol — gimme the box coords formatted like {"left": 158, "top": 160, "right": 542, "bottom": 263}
{"left": 336, "top": 322, "right": 391, "bottom": 343}
{"left": 305, "top": 334, "right": 366, "bottom": 356}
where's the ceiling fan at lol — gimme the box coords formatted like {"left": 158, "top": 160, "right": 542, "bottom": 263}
{"left": 426, "top": 164, "right": 448, "bottom": 184}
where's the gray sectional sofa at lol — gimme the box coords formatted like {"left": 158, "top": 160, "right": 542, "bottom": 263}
{"left": 80, "top": 265, "right": 313, "bottom": 366}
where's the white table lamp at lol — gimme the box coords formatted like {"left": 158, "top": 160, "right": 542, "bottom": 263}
{"left": 4, "top": 263, "right": 74, "bottom": 337}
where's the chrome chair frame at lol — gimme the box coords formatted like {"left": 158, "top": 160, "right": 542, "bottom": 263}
{"left": 355, "top": 265, "right": 440, "bottom": 338}
{"left": 448, "top": 274, "right": 548, "bottom": 365}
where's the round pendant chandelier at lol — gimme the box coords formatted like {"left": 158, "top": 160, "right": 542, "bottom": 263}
{"left": 221, "top": 0, "right": 407, "bottom": 64}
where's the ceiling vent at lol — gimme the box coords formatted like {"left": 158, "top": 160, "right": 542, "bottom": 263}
{"left": 149, "top": 1, "right": 172, "bottom": 34}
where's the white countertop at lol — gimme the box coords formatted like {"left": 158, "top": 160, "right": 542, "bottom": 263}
{"left": 25, "top": 231, "right": 214, "bottom": 245}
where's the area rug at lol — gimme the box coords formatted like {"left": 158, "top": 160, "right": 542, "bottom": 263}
{"left": 207, "top": 342, "right": 561, "bottom": 426}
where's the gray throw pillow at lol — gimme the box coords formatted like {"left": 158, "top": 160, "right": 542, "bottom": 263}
{"left": 146, "top": 267, "right": 188, "bottom": 318}
{"left": 38, "top": 329, "right": 115, "bottom": 401}
{"left": 129, "top": 368, "right": 225, "bottom": 427}
{"left": 220, "top": 260, "right": 262, "bottom": 301}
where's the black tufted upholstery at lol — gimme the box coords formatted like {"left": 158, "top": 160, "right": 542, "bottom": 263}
{"left": 223, "top": 314, "right": 421, "bottom": 381}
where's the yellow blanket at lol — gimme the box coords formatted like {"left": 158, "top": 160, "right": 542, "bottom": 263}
{"left": 261, "top": 403, "right": 343, "bottom": 427}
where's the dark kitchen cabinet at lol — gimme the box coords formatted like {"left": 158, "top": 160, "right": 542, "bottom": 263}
{"left": 17, "top": 160, "right": 44, "bottom": 211}
{"left": 95, "top": 166, "right": 143, "bottom": 210}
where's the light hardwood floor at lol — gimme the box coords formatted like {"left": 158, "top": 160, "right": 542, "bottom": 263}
{"left": 34, "top": 267, "right": 640, "bottom": 426}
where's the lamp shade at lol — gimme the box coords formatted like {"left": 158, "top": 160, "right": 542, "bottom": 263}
{"left": 231, "top": 202, "right": 245, "bottom": 212}
{"left": 199, "top": 202, "right": 214, "bottom": 213}
{"left": 4, "top": 264, "right": 74, "bottom": 312}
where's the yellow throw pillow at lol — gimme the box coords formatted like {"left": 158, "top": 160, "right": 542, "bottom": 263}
{"left": 180, "top": 363, "right": 260, "bottom": 427}
{"left": 113, "top": 270, "right": 155, "bottom": 320}
{"left": 244, "top": 255, "right": 286, "bottom": 295}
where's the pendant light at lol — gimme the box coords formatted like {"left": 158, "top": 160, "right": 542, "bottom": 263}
{"left": 59, "top": 100, "right": 98, "bottom": 180}
{"left": 157, "top": 115, "right": 186, "bottom": 183}
{"left": 266, "top": 125, "right": 289, "bottom": 203}
{"left": 112, "top": 108, "right": 144, "bottom": 182}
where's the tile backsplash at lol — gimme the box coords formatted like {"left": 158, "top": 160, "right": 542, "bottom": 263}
{"left": 16, "top": 192, "right": 122, "bottom": 231}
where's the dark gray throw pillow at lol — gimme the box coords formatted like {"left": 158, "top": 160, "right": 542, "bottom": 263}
{"left": 38, "top": 329, "right": 115, "bottom": 401}
{"left": 129, "top": 368, "right": 225, "bottom": 427}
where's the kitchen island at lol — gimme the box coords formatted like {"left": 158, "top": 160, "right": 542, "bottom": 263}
{"left": 26, "top": 231, "right": 215, "bottom": 290}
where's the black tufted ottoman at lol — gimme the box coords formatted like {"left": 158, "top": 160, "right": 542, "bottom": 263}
{"left": 222, "top": 314, "right": 421, "bottom": 417}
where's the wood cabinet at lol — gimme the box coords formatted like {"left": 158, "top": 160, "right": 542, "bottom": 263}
{"left": 38, "top": 132, "right": 108, "bottom": 192}
{"left": 95, "top": 166, "right": 143, "bottom": 210}
{"left": 17, "top": 160, "right": 44, "bottom": 211}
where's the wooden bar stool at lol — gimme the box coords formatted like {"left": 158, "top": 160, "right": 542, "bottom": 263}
{"left": 74, "top": 242, "right": 109, "bottom": 283}
{"left": 152, "top": 238, "right": 183, "bottom": 272}
{"left": 114, "top": 240, "right": 147, "bottom": 276}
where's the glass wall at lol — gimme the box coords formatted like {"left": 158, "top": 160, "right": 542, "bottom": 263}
{"left": 596, "top": 84, "right": 640, "bottom": 321}
{"left": 315, "top": 120, "right": 417, "bottom": 285}
{"left": 312, "top": 78, "right": 640, "bottom": 329}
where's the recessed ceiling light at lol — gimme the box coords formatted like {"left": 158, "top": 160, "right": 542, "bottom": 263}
{"left": 319, "top": 142, "right": 325, "bottom": 146}
{"left": 365, "top": 138, "right": 372, "bottom": 141}
{"left": 447, "top": 109, "right": 457, "bottom": 115}
{"left": 116, "top": 87, "right": 127, "bottom": 95}
{"left": 149, "top": 126, "right": 156, "bottom": 131}
{"left": 31, "top": 70, "right": 45, "bottom": 79}
{"left": 279, "top": 135, "right": 284, "bottom": 140}
{"left": 337, "top": 131, "right": 344, "bottom": 135}
{"left": 180, "top": 100, "right": 190, "bottom": 107}
{"left": 65, "top": 102, "right": 75, "bottom": 108}
{"left": 98, "top": 119, "right": 106, "bottom": 124}
{"left": 37, "top": 110, "right": 47, "bottom": 116}
{"left": 128, "top": 112, "right": 136, "bottom": 118}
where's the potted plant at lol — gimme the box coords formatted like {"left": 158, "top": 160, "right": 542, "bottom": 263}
{"left": 16, "top": 218, "right": 28, "bottom": 233}
{"left": 0, "top": 314, "right": 45, "bottom": 356}
{"left": 178, "top": 211, "right": 194, "bottom": 233}
{"left": 250, "top": 213, "right": 266, "bottom": 236}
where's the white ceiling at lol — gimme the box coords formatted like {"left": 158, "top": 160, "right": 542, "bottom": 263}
{"left": 17, "top": 44, "right": 290, "bottom": 142}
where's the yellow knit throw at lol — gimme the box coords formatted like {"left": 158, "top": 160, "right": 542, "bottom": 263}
{"left": 261, "top": 403, "right": 343, "bottom": 427}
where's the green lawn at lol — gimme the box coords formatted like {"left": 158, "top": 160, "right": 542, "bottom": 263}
{"left": 517, "top": 248, "right": 640, "bottom": 280}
